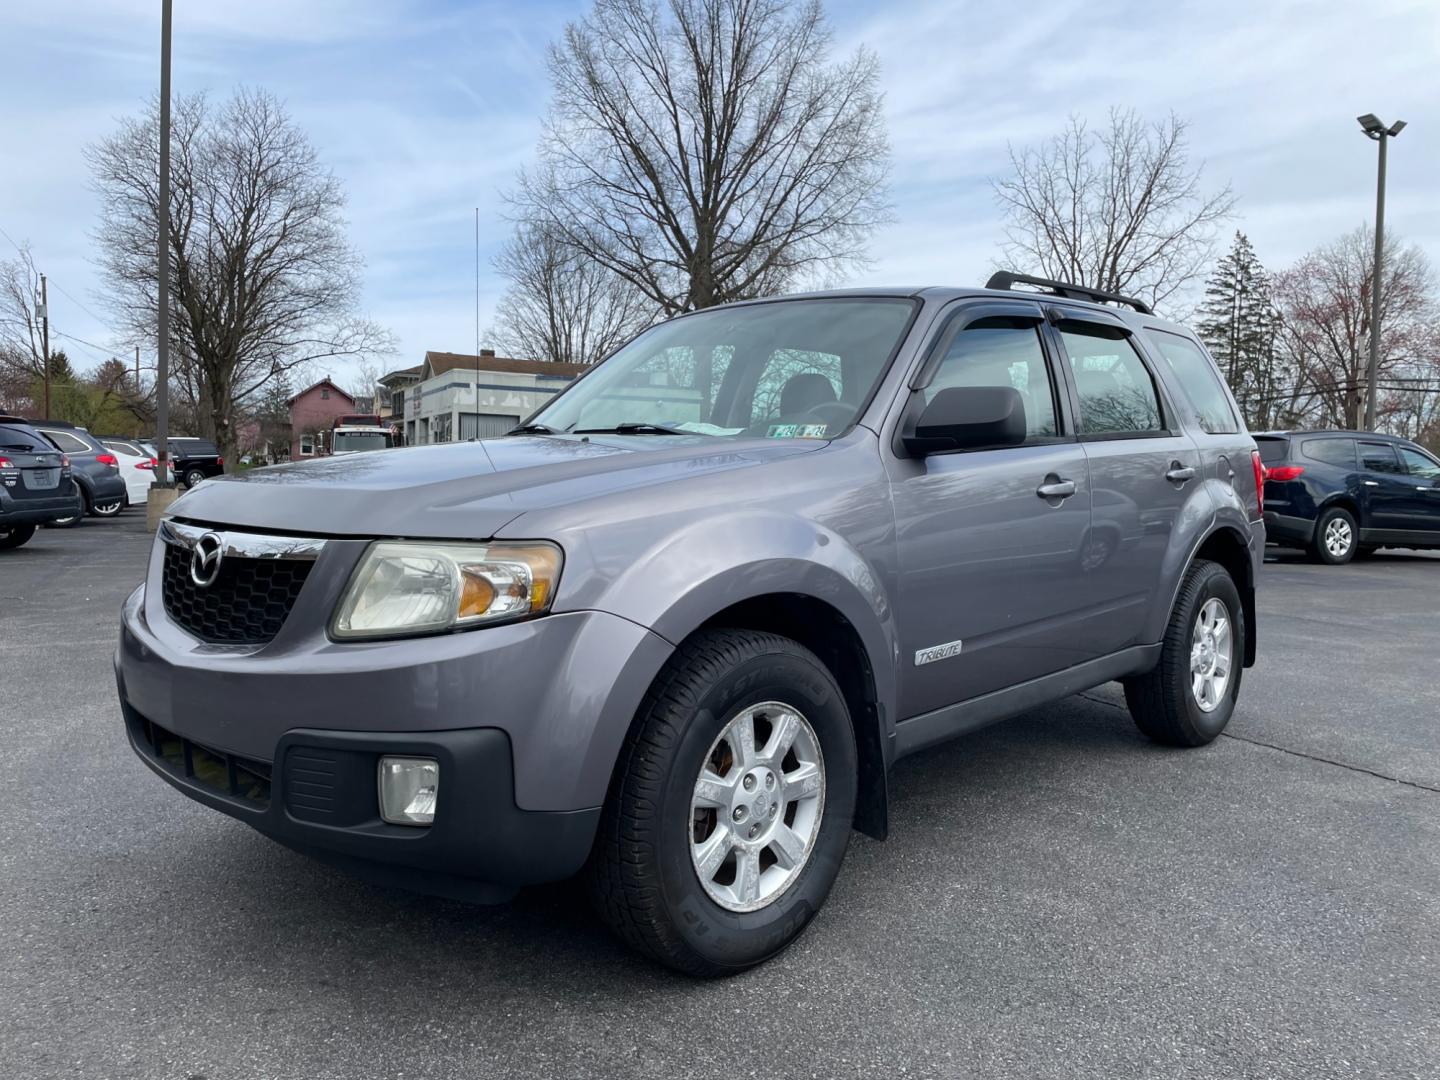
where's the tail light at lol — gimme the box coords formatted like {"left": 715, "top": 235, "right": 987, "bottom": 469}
{"left": 96, "top": 452, "right": 119, "bottom": 467}
{"left": 0, "top": 456, "right": 12, "bottom": 469}
{"left": 1264, "top": 465, "right": 1305, "bottom": 482}
{"left": 216, "top": 456, "right": 224, "bottom": 467}
{"left": 61, "top": 454, "right": 70, "bottom": 467}
{"left": 1250, "top": 450, "right": 1264, "bottom": 516}
{"left": 136, "top": 458, "right": 155, "bottom": 470}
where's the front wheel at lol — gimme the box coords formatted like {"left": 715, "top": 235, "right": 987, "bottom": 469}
{"left": 0, "top": 525, "right": 37, "bottom": 549}
{"left": 589, "top": 629, "right": 857, "bottom": 976}
{"left": 1123, "top": 558, "right": 1244, "bottom": 747}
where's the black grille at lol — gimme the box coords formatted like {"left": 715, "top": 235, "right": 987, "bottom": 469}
{"left": 161, "top": 541, "right": 312, "bottom": 644}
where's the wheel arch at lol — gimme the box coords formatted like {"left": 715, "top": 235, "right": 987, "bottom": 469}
{"left": 693, "top": 592, "right": 890, "bottom": 840}
{"left": 1190, "top": 525, "right": 1257, "bottom": 668}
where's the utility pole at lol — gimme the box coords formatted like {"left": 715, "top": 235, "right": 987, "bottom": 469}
{"left": 135, "top": 345, "right": 140, "bottom": 387}
{"left": 39, "top": 274, "right": 51, "bottom": 419}
{"left": 1357, "top": 113, "right": 1406, "bottom": 431}
{"left": 155, "top": 0, "right": 173, "bottom": 489}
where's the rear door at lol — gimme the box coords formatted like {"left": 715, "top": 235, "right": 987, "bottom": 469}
{"left": 1044, "top": 310, "right": 1199, "bottom": 656}
{"left": 1357, "top": 441, "right": 1410, "bottom": 532}
{"left": 1395, "top": 444, "right": 1440, "bottom": 535}
{"left": 890, "top": 300, "right": 1093, "bottom": 717}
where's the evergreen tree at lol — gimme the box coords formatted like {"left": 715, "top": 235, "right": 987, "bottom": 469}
{"left": 1197, "top": 232, "right": 1281, "bottom": 427}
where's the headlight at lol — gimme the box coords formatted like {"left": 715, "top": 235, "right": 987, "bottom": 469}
{"left": 332, "top": 541, "right": 562, "bottom": 640}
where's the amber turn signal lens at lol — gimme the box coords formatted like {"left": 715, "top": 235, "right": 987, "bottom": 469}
{"left": 458, "top": 570, "right": 497, "bottom": 619}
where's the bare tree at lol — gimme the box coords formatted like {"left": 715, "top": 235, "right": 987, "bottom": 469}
{"left": 88, "top": 89, "right": 393, "bottom": 466}
{"left": 491, "top": 222, "right": 655, "bottom": 364}
{"left": 993, "top": 109, "right": 1235, "bottom": 309}
{"left": 0, "top": 245, "right": 49, "bottom": 410}
{"left": 512, "top": 0, "right": 890, "bottom": 316}
{"left": 1271, "top": 225, "right": 1439, "bottom": 430}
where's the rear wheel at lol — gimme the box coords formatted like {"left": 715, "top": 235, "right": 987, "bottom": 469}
{"left": 0, "top": 525, "right": 36, "bottom": 549}
{"left": 1310, "top": 506, "right": 1357, "bottom": 565}
{"left": 1124, "top": 558, "right": 1244, "bottom": 747}
{"left": 90, "top": 497, "right": 124, "bottom": 517}
{"left": 47, "top": 488, "right": 86, "bottom": 528}
{"left": 184, "top": 468, "right": 206, "bottom": 489}
{"left": 589, "top": 628, "right": 857, "bottom": 976}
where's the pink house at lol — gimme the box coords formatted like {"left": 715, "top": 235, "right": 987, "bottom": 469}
{"left": 288, "top": 378, "right": 357, "bottom": 460}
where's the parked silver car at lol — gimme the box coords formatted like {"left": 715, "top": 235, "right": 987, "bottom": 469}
{"left": 116, "top": 275, "right": 1263, "bottom": 974}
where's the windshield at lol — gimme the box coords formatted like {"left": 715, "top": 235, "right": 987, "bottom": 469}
{"left": 332, "top": 432, "right": 392, "bottom": 452}
{"left": 530, "top": 297, "right": 916, "bottom": 439}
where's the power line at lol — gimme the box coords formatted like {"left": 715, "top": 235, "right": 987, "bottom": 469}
{"left": 0, "top": 219, "right": 117, "bottom": 332}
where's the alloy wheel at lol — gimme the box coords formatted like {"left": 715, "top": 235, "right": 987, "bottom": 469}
{"left": 690, "top": 701, "right": 825, "bottom": 913}
{"left": 1324, "top": 517, "right": 1352, "bottom": 558}
{"left": 1189, "top": 597, "right": 1233, "bottom": 713}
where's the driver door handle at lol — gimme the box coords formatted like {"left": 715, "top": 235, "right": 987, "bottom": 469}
{"left": 1036, "top": 478, "right": 1076, "bottom": 500}
{"left": 1165, "top": 464, "right": 1196, "bottom": 483}
{"left": 1364, "top": 480, "right": 1379, "bottom": 487}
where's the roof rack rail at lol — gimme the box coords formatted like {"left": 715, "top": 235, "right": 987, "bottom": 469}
{"left": 984, "top": 271, "right": 1153, "bottom": 316}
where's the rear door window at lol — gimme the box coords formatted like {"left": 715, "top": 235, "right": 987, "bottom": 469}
{"left": 1359, "top": 442, "right": 1401, "bottom": 474}
{"left": 1300, "top": 438, "right": 1356, "bottom": 467}
{"left": 1143, "top": 331, "right": 1239, "bottom": 434}
{"left": 1057, "top": 325, "right": 1165, "bottom": 436}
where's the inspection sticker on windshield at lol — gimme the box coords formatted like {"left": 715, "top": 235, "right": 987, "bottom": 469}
{"left": 766, "top": 424, "right": 828, "bottom": 439}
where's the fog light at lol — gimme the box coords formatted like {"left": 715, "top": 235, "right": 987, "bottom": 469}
{"left": 378, "top": 757, "right": 439, "bottom": 826}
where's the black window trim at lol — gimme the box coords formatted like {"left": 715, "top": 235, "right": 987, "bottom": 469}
{"left": 894, "top": 298, "right": 1076, "bottom": 458}
{"left": 1042, "top": 311, "right": 1181, "bottom": 442}
{"left": 1358, "top": 439, "right": 1402, "bottom": 474}
{"left": 1396, "top": 441, "right": 1440, "bottom": 476}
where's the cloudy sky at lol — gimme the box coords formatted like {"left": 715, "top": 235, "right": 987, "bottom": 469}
{"left": 2, "top": 0, "right": 1436, "bottom": 387}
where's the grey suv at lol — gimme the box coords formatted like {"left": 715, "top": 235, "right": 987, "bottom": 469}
{"left": 116, "top": 274, "right": 1263, "bottom": 974}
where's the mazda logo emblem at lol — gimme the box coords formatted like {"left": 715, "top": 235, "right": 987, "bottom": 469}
{"left": 190, "top": 532, "right": 225, "bottom": 588}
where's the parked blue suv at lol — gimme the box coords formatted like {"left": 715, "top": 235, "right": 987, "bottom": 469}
{"left": 1257, "top": 430, "right": 1440, "bottom": 563}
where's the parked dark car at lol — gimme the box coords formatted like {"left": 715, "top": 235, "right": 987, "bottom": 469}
{"left": 1257, "top": 430, "right": 1440, "bottom": 563}
{"left": 31, "top": 420, "right": 127, "bottom": 526}
{"left": 167, "top": 437, "right": 224, "bottom": 489}
{"left": 0, "top": 417, "right": 82, "bottom": 548}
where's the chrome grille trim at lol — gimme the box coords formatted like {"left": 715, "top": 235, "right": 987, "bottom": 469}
{"left": 160, "top": 520, "right": 327, "bottom": 562}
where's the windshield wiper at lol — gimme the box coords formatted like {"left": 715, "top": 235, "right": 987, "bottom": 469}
{"left": 1, "top": 442, "right": 37, "bottom": 451}
{"left": 571, "top": 422, "right": 694, "bottom": 436}
{"left": 506, "top": 423, "right": 559, "bottom": 436}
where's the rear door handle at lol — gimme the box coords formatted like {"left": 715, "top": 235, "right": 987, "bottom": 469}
{"left": 1036, "top": 478, "right": 1076, "bottom": 500}
{"left": 1165, "top": 464, "right": 1196, "bottom": 483}
{"left": 1419, "top": 486, "right": 1440, "bottom": 493}
{"left": 1364, "top": 480, "right": 1379, "bottom": 487}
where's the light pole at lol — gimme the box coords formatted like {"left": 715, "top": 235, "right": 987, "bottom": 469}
{"left": 1356, "top": 113, "right": 1406, "bottom": 431}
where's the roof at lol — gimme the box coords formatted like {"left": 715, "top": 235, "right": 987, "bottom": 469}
{"left": 288, "top": 378, "right": 355, "bottom": 406}
{"left": 378, "top": 364, "right": 423, "bottom": 386}
{"left": 421, "top": 351, "right": 590, "bottom": 380}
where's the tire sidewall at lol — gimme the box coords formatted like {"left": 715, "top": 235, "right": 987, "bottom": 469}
{"left": 185, "top": 470, "right": 205, "bottom": 489}
{"left": 1315, "top": 507, "right": 1357, "bottom": 565}
{"left": 1177, "top": 567, "right": 1244, "bottom": 740}
{"left": 654, "top": 648, "right": 857, "bottom": 969}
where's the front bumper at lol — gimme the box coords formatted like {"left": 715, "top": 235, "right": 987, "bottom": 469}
{"left": 119, "top": 694, "right": 598, "bottom": 901}
{"left": 116, "top": 544, "right": 674, "bottom": 894}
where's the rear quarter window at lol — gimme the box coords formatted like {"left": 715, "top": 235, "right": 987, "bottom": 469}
{"left": 1300, "top": 438, "right": 1356, "bottom": 467}
{"left": 1143, "top": 330, "right": 1239, "bottom": 434}
{"left": 40, "top": 429, "right": 93, "bottom": 454}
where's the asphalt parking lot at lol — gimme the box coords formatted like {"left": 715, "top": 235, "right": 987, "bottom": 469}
{"left": 3, "top": 512, "right": 1437, "bottom": 1080}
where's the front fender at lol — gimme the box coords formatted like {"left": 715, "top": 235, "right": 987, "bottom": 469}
{"left": 610, "top": 513, "right": 897, "bottom": 722}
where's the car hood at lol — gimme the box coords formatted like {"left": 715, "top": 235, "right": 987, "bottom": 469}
{"left": 168, "top": 434, "right": 824, "bottom": 537}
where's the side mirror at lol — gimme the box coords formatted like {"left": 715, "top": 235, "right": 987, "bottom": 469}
{"left": 902, "top": 385, "right": 1027, "bottom": 456}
